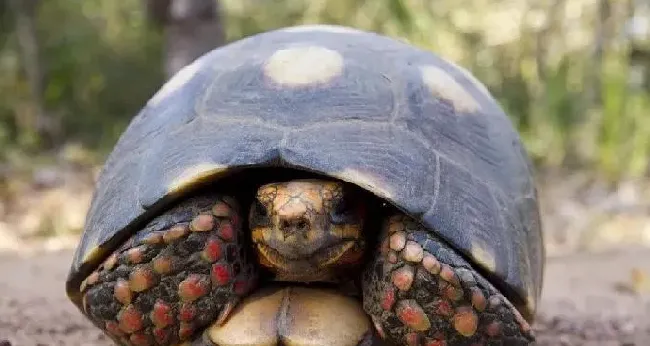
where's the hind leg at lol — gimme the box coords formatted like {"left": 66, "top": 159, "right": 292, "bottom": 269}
{"left": 80, "top": 194, "right": 258, "bottom": 346}
{"left": 362, "top": 215, "right": 535, "bottom": 346}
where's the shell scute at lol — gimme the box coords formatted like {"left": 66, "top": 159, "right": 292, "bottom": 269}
{"left": 197, "top": 46, "right": 395, "bottom": 129}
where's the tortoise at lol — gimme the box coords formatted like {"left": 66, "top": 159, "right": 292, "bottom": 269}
{"left": 66, "top": 24, "right": 545, "bottom": 346}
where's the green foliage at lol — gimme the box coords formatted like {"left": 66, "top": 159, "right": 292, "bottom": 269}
{"left": 0, "top": 0, "right": 163, "bottom": 157}
{"left": 1, "top": 0, "right": 648, "bottom": 181}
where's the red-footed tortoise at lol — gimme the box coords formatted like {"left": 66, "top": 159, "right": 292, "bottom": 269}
{"left": 66, "top": 24, "right": 544, "bottom": 346}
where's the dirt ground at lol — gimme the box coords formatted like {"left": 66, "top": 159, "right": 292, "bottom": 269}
{"left": 0, "top": 247, "right": 648, "bottom": 346}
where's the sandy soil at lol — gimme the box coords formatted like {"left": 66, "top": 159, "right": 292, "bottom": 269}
{"left": 0, "top": 247, "right": 649, "bottom": 346}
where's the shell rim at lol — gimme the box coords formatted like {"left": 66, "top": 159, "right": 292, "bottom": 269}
{"left": 66, "top": 163, "right": 538, "bottom": 322}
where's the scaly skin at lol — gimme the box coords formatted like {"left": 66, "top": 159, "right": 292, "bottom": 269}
{"left": 80, "top": 180, "right": 535, "bottom": 345}
{"left": 362, "top": 215, "right": 535, "bottom": 345}
{"left": 80, "top": 195, "right": 258, "bottom": 346}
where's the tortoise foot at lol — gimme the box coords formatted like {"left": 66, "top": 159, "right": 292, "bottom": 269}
{"left": 362, "top": 215, "right": 535, "bottom": 346}
{"left": 79, "top": 194, "right": 258, "bottom": 346}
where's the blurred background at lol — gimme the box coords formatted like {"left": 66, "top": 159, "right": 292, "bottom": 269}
{"left": 1, "top": 0, "right": 649, "bottom": 260}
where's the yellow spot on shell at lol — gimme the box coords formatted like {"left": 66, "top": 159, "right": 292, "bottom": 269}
{"left": 419, "top": 65, "right": 480, "bottom": 113}
{"left": 447, "top": 60, "right": 492, "bottom": 99}
{"left": 471, "top": 241, "right": 497, "bottom": 272}
{"left": 148, "top": 56, "right": 205, "bottom": 107}
{"left": 167, "top": 163, "right": 228, "bottom": 195}
{"left": 264, "top": 46, "right": 344, "bottom": 87}
{"left": 280, "top": 25, "right": 364, "bottom": 35}
{"left": 525, "top": 285, "right": 537, "bottom": 317}
{"left": 82, "top": 245, "right": 105, "bottom": 266}
{"left": 70, "top": 244, "right": 107, "bottom": 305}
{"left": 333, "top": 168, "right": 393, "bottom": 200}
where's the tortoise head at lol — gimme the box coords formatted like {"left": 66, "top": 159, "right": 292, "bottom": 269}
{"left": 249, "top": 179, "right": 366, "bottom": 281}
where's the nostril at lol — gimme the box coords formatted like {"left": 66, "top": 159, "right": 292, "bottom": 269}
{"left": 278, "top": 218, "right": 310, "bottom": 235}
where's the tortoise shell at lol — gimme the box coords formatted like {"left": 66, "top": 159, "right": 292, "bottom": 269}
{"left": 66, "top": 24, "right": 544, "bottom": 320}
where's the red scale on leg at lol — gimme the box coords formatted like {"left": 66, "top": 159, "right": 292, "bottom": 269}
{"left": 151, "top": 300, "right": 174, "bottom": 328}
{"left": 153, "top": 327, "right": 171, "bottom": 345}
{"left": 218, "top": 222, "right": 235, "bottom": 242}
{"left": 202, "top": 237, "right": 222, "bottom": 262}
{"left": 129, "top": 266, "right": 156, "bottom": 292}
{"left": 211, "top": 263, "right": 231, "bottom": 286}
{"left": 443, "top": 285, "right": 462, "bottom": 302}
{"left": 179, "top": 303, "right": 196, "bottom": 322}
{"left": 178, "top": 274, "right": 210, "bottom": 302}
{"left": 381, "top": 286, "right": 396, "bottom": 311}
{"left": 162, "top": 225, "right": 188, "bottom": 243}
{"left": 105, "top": 321, "right": 124, "bottom": 338}
{"left": 470, "top": 287, "right": 487, "bottom": 311}
{"left": 190, "top": 214, "right": 215, "bottom": 232}
{"left": 152, "top": 256, "right": 173, "bottom": 274}
{"left": 113, "top": 279, "right": 132, "bottom": 305}
{"left": 391, "top": 265, "right": 414, "bottom": 291}
{"left": 125, "top": 247, "right": 145, "bottom": 264}
{"left": 178, "top": 322, "right": 194, "bottom": 340}
{"left": 396, "top": 300, "right": 431, "bottom": 331}
{"left": 141, "top": 233, "right": 163, "bottom": 245}
{"left": 211, "top": 202, "right": 231, "bottom": 217}
{"left": 452, "top": 306, "right": 479, "bottom": 337}
{"left": 439, "top": 265, "right": 460, "bottom": 287}
{"left": 117, "top": 304, "right": 143, "bottom": 334}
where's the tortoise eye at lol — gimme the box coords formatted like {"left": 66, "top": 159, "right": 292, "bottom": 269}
{"left": 255, "top": 200, "right": 268, "bottom": 216}
{"left": 250, "top": 199, "right": 270, "bottom": 226}
{"left": 334, "top": 199, "right": 348, "bottom": 214}
{"left": 330, "top": 199, "right": 350, "bottom": 225}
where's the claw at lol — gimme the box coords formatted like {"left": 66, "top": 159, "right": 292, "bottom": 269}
{"left": 214, "top": 299, "right": 239, "bottom": 326}
{"left": 371, "top": 315, "right": 387, "bottom": 340}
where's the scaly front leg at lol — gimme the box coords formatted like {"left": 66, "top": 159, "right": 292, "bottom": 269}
{"left": 362, "top": 215, "right": 534, "bottom": 345}
{"left": 80, "top": 194, "right": 258, "bottom": 345}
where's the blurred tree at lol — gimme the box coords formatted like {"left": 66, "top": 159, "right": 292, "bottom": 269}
{"left": 8, "top": 0, "right": 60, "bottom": 147}
{"left": 0, "top": 0, "right": 648, "bottom": 181}
{"left": 145, "top": 0, "right": 224, "bottom": 78}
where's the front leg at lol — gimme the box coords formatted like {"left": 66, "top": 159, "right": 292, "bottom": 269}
{"left": 362, "top": 215, "right": 534, "bottom": 346}
{"left": 80, "top": 194, "right": 258, "bottom": 346}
